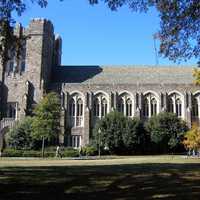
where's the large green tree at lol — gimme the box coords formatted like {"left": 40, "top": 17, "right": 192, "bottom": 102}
{"left": 31, "top": 92, "right": 61, "bottom": 149}
{"left": 93, "top": 111, "right": 145, "bottom": 154}
{"left": 146, "top": 112, "right": 188, "bottom": 153}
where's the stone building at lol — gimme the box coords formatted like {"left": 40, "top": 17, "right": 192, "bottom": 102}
{"left": 0, "top": 19, "right": 199, "bottom": 149}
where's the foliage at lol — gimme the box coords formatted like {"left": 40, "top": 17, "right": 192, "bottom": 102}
{"left": 2, "top": 147, "right": 79, "bottom": 157}
{"left": 6, "top": 117, "right": 35, "bottom": 150}
{"left": 81, "top": 145, "right": 97, "bottom": 156}
{"left": 183, "top": 123, "right": 200, "bottom": 151}
{"left": 92, "top": 111, "right": 145, "bottom": 154}
{"left": 62, "top": 147, "right": 79, "bottom": 157}
{"left": 193, "top": 68, "right": 200, "bottom": 85}
{"left": 31, "top": 92, "right": 61, "bottom": 143}
{"left": 146, "top": 112, "right": 188, "bottom": 153}
{"left": 89, "top": 0, "right": 200, "bottom": 63}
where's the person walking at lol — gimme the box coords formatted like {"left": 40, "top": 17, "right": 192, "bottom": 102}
{"left": 56, "top": 145, "right": 62, "bottom": 158}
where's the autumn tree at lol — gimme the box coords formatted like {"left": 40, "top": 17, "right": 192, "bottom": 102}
{"left": 183, "top": 123, "right": 200, "bottom": 152}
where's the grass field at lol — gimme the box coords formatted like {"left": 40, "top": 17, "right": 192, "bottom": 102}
{"left": 0, "top": 155, "right": 200, "bottom": 200}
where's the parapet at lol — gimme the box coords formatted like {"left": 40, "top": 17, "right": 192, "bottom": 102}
{"left": 27, "top": 18, "right": 54, "bottom": 35}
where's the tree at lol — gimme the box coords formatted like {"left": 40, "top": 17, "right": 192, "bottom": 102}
{"left": 92, "top": 111, "right": 145, "bottom": 154}
{"left": 89, "top": 0, "right": 200, "bottom": 63}
{"left": 7, "top": 117, "right": 34, "bottom": 150}
{"left": 183, "top": 123, "right": 200, "bottom": 152}
{"left": 31, "top": 92, "right": 61, "bottom": 156}
{"left": 146, "top": 112, "right": 188, "bottom": 153}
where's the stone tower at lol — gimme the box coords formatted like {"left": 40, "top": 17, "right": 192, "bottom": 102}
{"left": 0, "top": 19, "right": 61, "bottom": 121}
{"left": 26, "top": 19, "right": 55, "bottom": 103}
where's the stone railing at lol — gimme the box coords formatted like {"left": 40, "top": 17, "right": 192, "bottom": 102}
{"left": 0, "top": 118, "right": 17, "bottom": 131}
{"left": 0, "top": 118, "right": 17, "bottom": 153}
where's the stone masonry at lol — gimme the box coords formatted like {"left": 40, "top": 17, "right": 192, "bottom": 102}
{"left": 0, "top": 19, "right": 199, "bottom": 149}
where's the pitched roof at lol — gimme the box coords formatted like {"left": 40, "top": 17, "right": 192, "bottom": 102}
{"left": 52, "top": 65, "right": 196, "bottom": 85}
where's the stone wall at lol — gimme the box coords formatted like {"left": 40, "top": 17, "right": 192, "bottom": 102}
{"left": 61, "top": 83, "right": 200, "bottom": 146}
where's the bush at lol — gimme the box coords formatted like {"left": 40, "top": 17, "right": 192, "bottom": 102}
{"left": 2, "top": 147, "right": 79, "bottom": 158}
{"left": 62, "top": 147, "right": 79, "bottom": 157}
{"left": 81, "top": 145, "right": 97, "bottom": 156}
{"left": 92, "top": 111, "right": 145, "bottom": 154}
{"left": 2, "top": 148, "right": 24, "bottom": 157}
{"left": 146, "top": 112, "right": 188, "bottom": 153}
{"left": 6, "top": 117, "right": 35, "bottom": 150}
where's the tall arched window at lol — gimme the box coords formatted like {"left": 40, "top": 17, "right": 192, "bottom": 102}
{"left": 94, "top": 98, "right": 100, "bottom": 117}
{"left": 76, "top": 98, "right": 83, "bottom": 126}
{"left": 192, "top": 98, "right": 199, "bottom": 118}
{"left": 168, "top": 98, "right": 174, "bottom": 113}
{"left": 101, "top": 98, "right": 108, "bottom": 117}
{"left": 126, "top": 99, "right": 132, "bottom": 117}
{"left": 168, "top": 93, "right": 183, "bottom": 118}
{"left": 93, "top": 93, "right": 108, "bottom": 120}
{"left": 69, "top": 94, "right": 84, "bottom": 127}
{"left": 143, "top": 93, "right": 158, "bottom": 118}
{"left": 151, "top": 98, "right": 157, "bottom": 116}
{"left": 77, "top": 98, "right": 83, "bottom": 116}
{"left": 117, "top": 93, "right": 133, "bottom": 117}
{"left": 176, "top": 99, "right": 182, "bottom": 117}
{"left": 69, "top": 99, "right": 75, "bottom": 117}
{"left": 118, "top": 98, "right": 124, "bottom": 114}
{"left": 143, "top": 98, "right": 149, "bottom": 117}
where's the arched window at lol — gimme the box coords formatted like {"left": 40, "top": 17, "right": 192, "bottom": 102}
{"left": 126, "top": 98, "right": 132, "bottom": 117}
{"left": 69, "top": 98, "right": 75, "bottom": 117}
{"left": 168, "top": 93, "right": 183, "bottom": 118}
{"left": 77, "top": 98, "right": 83, "bottom": 117}
{"left": 176, "top": 99, "right": 182, "bottom": 117}
{"left": 192, "top": 98, "right": 199, "bottom": 118}
{"left": 101, "top": 98, "right": 107, "bottom": 117}
{"left": 94, "top": 98, "right": 100, "bottom": 117}
{"left": 118, "top": 98, "right": 124, "bottom": 114}
{"left": 117, "top": 93, "right": 133, "bottom": 117}
{"left": 143, "top": 93, "right": 158, "bottom": 118}
{"left": 69, "top": 94, "right": 84, "bottom": 127}
{"left": 168, "top": 98, "right": 174, "bottom": 113}
{"left": 151, "top": 98, "right": 157, "bottom": 116}
{"left": 143, "top": 98, "right": 149, "bottom": 117}
{"left": 93, "top": 93, "right": 108, "bottom": 119}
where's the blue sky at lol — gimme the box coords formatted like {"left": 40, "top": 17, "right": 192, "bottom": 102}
{"left": 15, "top": 0, "right": 197, "bottom": 66}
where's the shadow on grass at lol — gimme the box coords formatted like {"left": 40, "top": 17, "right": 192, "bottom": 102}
{"left": 0, "top": 163, "right": 200, "bottom": 200}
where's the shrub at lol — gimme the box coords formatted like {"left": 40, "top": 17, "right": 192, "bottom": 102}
{"left": 146, "top": 112, "right": 188, "bottom": 153}
{"left": 2, "top": 148, "right": 24, "bottom": 157}
{"left": 2, "top": 147, "right": 79, "bottom": 157}
{"left": 6, "top": 117, "right": 36, "bottom": 150}
{"left": 92, "top": 111, "right": 145, "bottom": 154}
{"left": 81, "top": 145, "right": 97, "bottom": 156}
{"left": 62, "top": 147, "right": 79, "bottom": 157}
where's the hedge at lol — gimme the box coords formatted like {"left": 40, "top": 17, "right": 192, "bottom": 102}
{"left": 2, "top": 147, "right": 79, "bottom": 158}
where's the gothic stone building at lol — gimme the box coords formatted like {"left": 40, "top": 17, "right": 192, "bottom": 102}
{"left": 0, "top": 19, "right": 200, "bottom": 149}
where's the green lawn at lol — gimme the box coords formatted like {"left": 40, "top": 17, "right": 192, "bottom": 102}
{"left": 0, "top": 156, "right": 200, "bottom": 200}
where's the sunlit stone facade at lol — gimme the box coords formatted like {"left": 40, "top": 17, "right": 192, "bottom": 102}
{"left": 0, "top": 19, "right": 199, "bottom": 149}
